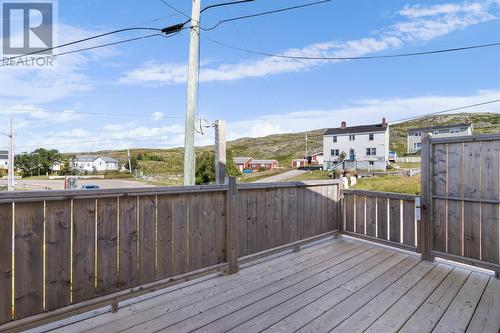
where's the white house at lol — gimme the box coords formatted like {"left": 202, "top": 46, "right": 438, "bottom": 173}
{"left": 72, "top": 155, "right": 120, "bottom": 172}
{"left": 323, "top": 119, "right": 390, "bottom": 171}
{"left": 0, "top": 150, "right": 8, "bottom": 170}
{"left": 407, "top": 123, "right": 473, "bottom": 154}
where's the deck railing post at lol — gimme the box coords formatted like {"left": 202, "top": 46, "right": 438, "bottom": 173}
{"left": 226, "top": 177, "right": 239, "bottom": 275}
{"left": 420, "top": 133, "right": 433, "bottom": 261}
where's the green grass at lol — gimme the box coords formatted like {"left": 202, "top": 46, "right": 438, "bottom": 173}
{"left": 287, "top": 170, "right": 331, "bottom": 181}
{"left": 352, "top": 175, "right": 421, "bottom": 195}
{"left": 239, "top": 170, "right": 287, "bottom": 183}
{"left": 391, "top": 162, "right": 421, "bottom": 169}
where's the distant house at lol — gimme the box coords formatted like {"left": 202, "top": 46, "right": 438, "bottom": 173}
{"left": 51, "top": 162, "right": 65, "bottom": 173}
{"left": 234, "top": 157, "right": 253, "bottom": 171}
{"left": 72, "top": 155, "right": 120, "bottom": 172}
{"left": 407, "top": 123, "right": 474, "bottom": 154}
{"left": 249, "top": 159, "right": 279, "bottom": 171}
{"left": 292, "top": 159, "right": 308, "bottom": 168}
{"left": 323, "top": 119, "right": 390, "bottom": 171}
{"left": 310, "top": 152, "right": 324, "bottom": 165}
{"left": 0, "top": 150, "right": 8, "bottom": 170}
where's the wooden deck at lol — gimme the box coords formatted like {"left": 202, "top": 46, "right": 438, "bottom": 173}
{"left": 35, "top": 238, "right": 500, "bottom": 333}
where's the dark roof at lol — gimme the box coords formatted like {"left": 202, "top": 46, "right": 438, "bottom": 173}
{"left": 324, "top": 123, "right": 388, "bottom": 135}
{"left": 407, "top": 123, "right": 472, "bottom": 133}
{"left": 0, "top": 155, "right": 8, "bottom": 160}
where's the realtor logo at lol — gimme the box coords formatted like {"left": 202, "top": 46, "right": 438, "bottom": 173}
{"left": 2, "top": 0, "right": 55, "bottom": 55}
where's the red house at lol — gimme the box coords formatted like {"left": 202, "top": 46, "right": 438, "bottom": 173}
{"left": 234, "top": 157, "right": 253, "bottom": 171}
{"left": 249, "top": 159, "right": 279, "bottom": 171}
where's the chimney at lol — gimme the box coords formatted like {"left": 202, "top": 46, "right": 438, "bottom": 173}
{"left": 341, "top": 121, "right": 347, "bottom": 129}
{"left": 382, "top": 117, "right": 387, "bottom": 128}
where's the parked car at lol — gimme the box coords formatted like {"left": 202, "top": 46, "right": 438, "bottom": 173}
{"left": 81, "top": 184, "right": 100, "bottom": 189}
{"left": 388, "top": 151, "right": 398, "bottom": 162}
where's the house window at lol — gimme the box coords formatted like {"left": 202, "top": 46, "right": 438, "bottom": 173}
{"left": 369, "top": 161, "right": 375, "bottom": 166}
{"left": 413, "top": 142, "right": 422, "bottom": 149}
{"left": 349, "top": 135, "right": 355, "bottom": 141}
{"left": 369, "top": 133, "right": 374, "bottom": 141}
{"left": 366, "top": 148, "right": 377, "bottom": 156}
{"left": 450, "top": 128, "right": 460, "bottom": 134}
{"left": 331, "top": 149, "right": 339, "bottom": 157}
{"left": 414, "top": 132, "right": 421, "bottom": 137}
{"left": 332, "top": 136, "right": 337, "bottom": 143}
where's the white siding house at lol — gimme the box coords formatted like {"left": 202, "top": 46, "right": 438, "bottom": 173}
{"left": 407, "top": 123, "right": 473, "bottom": 154}
{"left": 72, "top": 155, "right": 120, "bottom": 172}
{"left": 323, "top": 119, "right": 390, "bottom": 171}
{"left": 0, "top": 150, "right": 8, "bottom": 170}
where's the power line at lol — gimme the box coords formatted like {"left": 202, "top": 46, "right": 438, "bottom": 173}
{"left": 0, "top": 107, "right": 185, "bottom": 119}
{"left": 203, "top": 36, "right": 500, "bottom": 60}
{"left": 390, "top": 99, "right": 500, "bottom": 124}
{"left": 202, "top": 0, "right": 331, "bottom": 31}
{"left": 200, "top": 0, "right": 255, "bottom": 14}
{"left": 159, "top": 0, "right": 191, "bottom": 20}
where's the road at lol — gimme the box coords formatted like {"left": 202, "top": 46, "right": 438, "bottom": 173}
{"left": 254, "top": 169, "right": 307, "bottom": 183}
{"left": 0, "top": 179, "right": 156, "bottom": 191}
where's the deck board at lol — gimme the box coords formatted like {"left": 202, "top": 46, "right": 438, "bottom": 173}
{"left": 33, "top": 238, "right": 500, "bottom": 333}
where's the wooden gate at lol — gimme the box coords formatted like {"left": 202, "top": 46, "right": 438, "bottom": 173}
{"left": 421, "top": 133, "right": 500, "bottom": 275}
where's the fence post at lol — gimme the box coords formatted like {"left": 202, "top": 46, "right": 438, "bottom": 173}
{"left": 226, "top": 177, "right": 239, "bottom": 274}
{"left": 420, "top": 133, "right": 433, "bottom": 261}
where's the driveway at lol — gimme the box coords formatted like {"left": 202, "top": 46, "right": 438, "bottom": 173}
{"left": 254, "top": 169, "right": 307, "bottom": 183}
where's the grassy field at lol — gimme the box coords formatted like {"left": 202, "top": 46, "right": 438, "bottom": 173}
{"left": 287, "top": 170, "right": 331, "bottom": 181}
{"left": 352, "top": 175, "right": 421, "bottom": 195}
{"left": 239, "top": 170, "right": 287, "bottom": 183}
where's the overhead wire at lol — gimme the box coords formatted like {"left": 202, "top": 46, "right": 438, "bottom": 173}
{"left": 0, "top": 107, "right": 185, "bottom": 119}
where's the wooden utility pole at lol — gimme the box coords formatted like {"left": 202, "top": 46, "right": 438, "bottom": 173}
{"left": 214, "top": 120, "right": 226, "bottom": 184}
{"left": 8, "top": 114, "right": 14, "bottom": 192}
{"left": 183, "top": 0, "right": 202, "bottom": 186}
{"left": 127, "top": 148, "right": 132, "bottom": 174}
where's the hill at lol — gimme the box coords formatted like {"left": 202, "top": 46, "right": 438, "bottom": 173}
{"left": 73, "top": 112, "right": 499, "bottom": 183}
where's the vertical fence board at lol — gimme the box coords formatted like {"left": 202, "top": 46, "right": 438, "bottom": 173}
{"left": 389, "top": 199, "right": 401, "bottom": 243}
{"left": 214, "top": 192, "right": 226, "bottom": 264}
{"left": 245, "top": 190, "right": 258, "bottom": 256}
{"left": 0, "top": 204, "right": 12, "bottom": 324}
{"left": 463, "top": 141, "right": 482, "bottom": 260}
{"left": 326, "top": 186, "right": 336, "bottom": 231}
{"left": 256, "top": 190, "right": 266, "bottom": 252}
{"left": 73, "top": 199, "right": 96, "bottom": 303}
{"left": 480, "top": 140, "right": 500, "bottom": 264}
{"left": 272, "top": 188, "right": 283, "bottom": 248}
{"left": 199, "top": 193, "right": 214, "bottom": 267}
{"left": 14, "top": 202, "right": 44, "bottom": 319}
{"left": 96, "top": 198, "right": 118, "bottom": 296}
{"left": 139, "top": 196, "right": 156, "bottom": 284}
{"left": 345, "top": 194, "right": 355, "bottom": 232}
{"left": 264, "top": 189, "right": 275, "bottom": 249}
{"left": 356, "top": 195, "right": 365, "bottom": 235}
{"left": 45, "top": 200, "right": 71, "bottom": 311}
{"left": 320, "top": 186, "right": 328, "bottom": 234}
{"left": 238, "top": 190, "right": 248, "bottom": 257}
{"left": 118, "top": 196, "right": 138, "bottom": 290}
{"left": 447, "top": 142, "right": 464, "bottom": 256}
{"left": 402, "top": 200, "right": 416, "bottom": 247}
{"left": 156, "top": 195, "right": 173, "bottom": 280}
{"left": 187, "top": 194, "right": 201, "bottom": 272}
{"left": 285, "top": 187, "right": 299, "bottom": 243}
{"left": 432, "top": 143, "right": 447, "bottom": 252}
{"left": 377, "top": 197, "right": 388, "bottom": 240}
{"left": 297, "top": 187, "right": 305, "bottom": 240}
{"left": 365, "top": 196, "right": 376, "bottom": 237}
{"left": 172, "top": 195, "right": 188, "bottom": 275}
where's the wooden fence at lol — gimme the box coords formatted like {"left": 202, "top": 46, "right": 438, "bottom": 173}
{"left": 342, "top": 189, "right": 419, "bottom": 252}
{"left": 421, "top": 133, "right": 500, "bottom": 274}
{"left": 0, "top": 180, "right": 340, "bottom": 330}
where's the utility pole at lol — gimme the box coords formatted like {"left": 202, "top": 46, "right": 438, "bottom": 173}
{"left": 305, "top": 132, "right": 309, "bottom": 164}
{"left": 8, "top": 114, "right": 14, "bottom": 192}
{"left": 127, "top": 148, "right": 132, "bottom": 174}
{"left": 183, "top": 0, "right": 202, "bottom": 186}
{"left": 214, "top": 120, "right": 226, "bottom": 185}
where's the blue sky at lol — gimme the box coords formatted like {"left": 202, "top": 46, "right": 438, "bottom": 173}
{"left": 0, "top": 0, "right": 499, "bottom": 153}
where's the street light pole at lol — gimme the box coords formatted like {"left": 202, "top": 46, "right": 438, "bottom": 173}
{"left": 8, "top": 114, "right": 14, "bottom": 191}
{"left": 183, "top": 0, "right": 202, "bottom": 186}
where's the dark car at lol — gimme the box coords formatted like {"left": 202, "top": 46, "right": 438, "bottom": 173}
{"left": 81, "top": 184, "right": 100, "bottom": 190}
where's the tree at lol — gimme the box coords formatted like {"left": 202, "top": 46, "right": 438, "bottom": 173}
{"left": 195, "top": 150, "right": 241, "bottom": 185}
{"left": 124, "top": 156, "right": 139, "bottom": 173}
{"left": 15, "top": 149, "right": 61, "bottom": 177}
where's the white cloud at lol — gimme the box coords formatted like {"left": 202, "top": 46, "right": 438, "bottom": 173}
{"left": 119, "top": 1, "right": 499, "bottom": 86}
{"left": 151, "top": 112, "right": 165, "bottom": 121}
{"left": 0, "top": 24, "right": 118, "bottom": 105}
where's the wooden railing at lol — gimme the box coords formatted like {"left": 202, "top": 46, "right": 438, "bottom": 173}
{"left": 0, "top": 180, "right": 341, "bottom": 331}
{"left": 342, "top": 189, "right": 419, "bottom": 252}
{"left": 421, "top": 133, "right": 500, "bottom": 274}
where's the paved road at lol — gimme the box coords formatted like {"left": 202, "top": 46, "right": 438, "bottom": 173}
{"left": 0, "top": 179, "right": 156, "bottom": 191}
{"left": 254, "top": 169, "right": 307, "bottom": 183}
